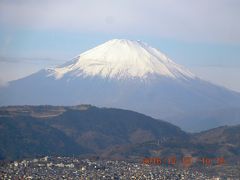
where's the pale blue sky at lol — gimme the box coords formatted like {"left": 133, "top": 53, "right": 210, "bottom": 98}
{"left": 0, "top": 0, "right": 240, "bottom": 91}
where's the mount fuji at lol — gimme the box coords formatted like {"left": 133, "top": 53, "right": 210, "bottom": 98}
{"left": 1, "top": 39, "right": 240, "bottom": 131}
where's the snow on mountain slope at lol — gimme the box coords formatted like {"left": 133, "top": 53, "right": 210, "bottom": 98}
{"left": 48, "top": 39, "right": 195, "bottom": 80}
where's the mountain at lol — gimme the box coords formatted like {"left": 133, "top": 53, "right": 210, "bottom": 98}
{"left": 194, "top": 124, "right": 240, "bottom": 147}
{"left": 0, "top": 105, "right": 187, "bottom": 160}
{"left": 0, "top": 105, "right": 239, "bottom": 163}
{"left": 192, "top": 125, "right": 240, "bottom": 163}
{"left": 0, "top": 39, "right": 240, "bottom": 131}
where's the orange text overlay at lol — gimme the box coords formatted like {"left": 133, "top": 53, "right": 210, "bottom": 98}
{"left": 143, "top": 156, "right": 225, "bottom": 167}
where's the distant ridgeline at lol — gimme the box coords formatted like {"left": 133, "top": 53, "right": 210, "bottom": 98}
{"left": 0, "top": 105, "right": 239, "bottom": 164}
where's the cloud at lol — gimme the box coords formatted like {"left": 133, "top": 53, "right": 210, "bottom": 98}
{"left": 0, "top": 0, "right": 240, "bottom": 43}
{"left": 0, "top": 57, "right": 66, "bottom": 67}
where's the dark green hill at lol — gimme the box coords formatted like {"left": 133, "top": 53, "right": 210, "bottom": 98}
{"left": 0, "top": 105, "right": 187, "bottom": 160}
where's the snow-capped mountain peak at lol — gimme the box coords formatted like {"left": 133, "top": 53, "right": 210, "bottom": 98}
{"left": 49, "top": 39, "right": 195, "bottom": 80}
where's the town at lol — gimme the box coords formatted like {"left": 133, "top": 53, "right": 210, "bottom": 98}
{"left": 1, "top": 156, "right": 237, "bottom": 179}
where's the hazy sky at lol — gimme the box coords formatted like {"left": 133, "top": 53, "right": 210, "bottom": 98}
{"left": 0, "top": 0, "right": 240, "bottom": 91}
